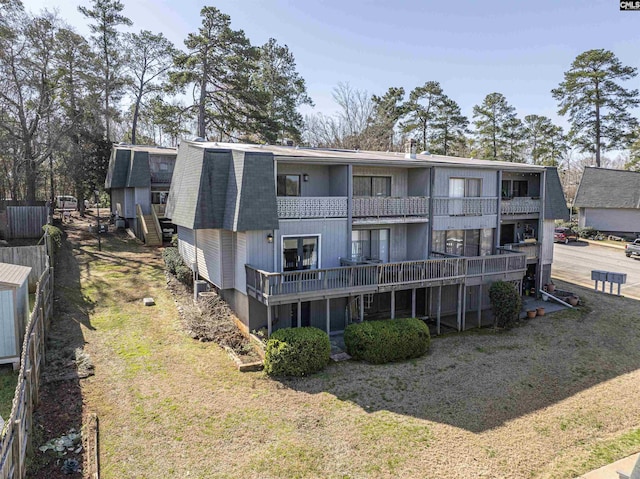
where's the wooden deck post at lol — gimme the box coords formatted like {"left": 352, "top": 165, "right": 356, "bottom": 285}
{"left": 297, "top": 300, "right": 302, "bottom": 328}
{"left": 477, "top": 284, "right": 483, "bottom": 328}
{"left": 267, "top": 305, "right": 272, "bottom": 336}
{"left": 411, "top": 288, "right": 416, "bottom": 318}
{"left": 326, "top": 298, "right": 330, "bottom": 333}
{"left": 390, "top": 290, "right": 395, "bottom": 319}
{"left": 359, "top": 294, "right": 364, "bottom": 322}
{"left": 461, "top": 284, "right": 467, "bottom": 331}
{"left": 437, "top": 285, "right": 442, "bottom": 335}
{"left": 456, "top": 283, "right": 462, "bottom": 331}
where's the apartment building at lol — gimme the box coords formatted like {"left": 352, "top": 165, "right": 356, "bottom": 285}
{"left": 165, "top": 140, "right": 568, "bottom": 336}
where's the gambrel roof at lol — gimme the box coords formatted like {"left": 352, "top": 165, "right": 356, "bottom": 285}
{"left": 574, "top": 167, "right": 640, "bottom": 209}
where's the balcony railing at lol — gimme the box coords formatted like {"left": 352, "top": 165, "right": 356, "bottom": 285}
{"left": 245, "top": 253, "right": 525, "bottom": 305}
{"left": 497, "top": 242, "right": 540, "bottom": 260}
{"left": 501, "top": 197, "right": 541, "bottom": 215}
{"left": 150, "top": 171, "right": 173, "bottom": 184}
{"left": 432, "top": 197, "right": 498, "bottom": 216}
{"left": 352, "top": 196, "right": 429, "bottom": 218}
{"left": 277, "top": 197, "right": 348, "bottom": 219}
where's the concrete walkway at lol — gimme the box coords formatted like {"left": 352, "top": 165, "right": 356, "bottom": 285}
{"left": 578, "top": 452, "right": 639, "bottom": 478}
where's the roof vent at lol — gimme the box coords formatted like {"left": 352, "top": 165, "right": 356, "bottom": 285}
{"left": 404, "top": 139, "right": 417, "bottom": 159}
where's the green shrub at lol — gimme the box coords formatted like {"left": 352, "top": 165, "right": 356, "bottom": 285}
{"left": 489, "top": 281, "right": 522, "bottom": 329}
{"left": 344, "top": 318, "right": 430, "bottom": 364}
{"left": 575, "top": 226, "right": 596, "bottom": 239}
{"left": 42, "top": 224, "right": 63, "bottom": 253}
{"left": 264, "top": 327, "right": 330, "bottom": 377}
{"left": 162, "top": 247, "right": 192, "bottom": 286}
{"left": 171, "top": 234, "right": 178, "bottom": 247}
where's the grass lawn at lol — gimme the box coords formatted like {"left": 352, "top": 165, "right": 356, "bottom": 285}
{"left": 64, "top": 226, "right": 640, "bottom": 478}
{"left": 0, "top": 369, "right": 18, "bottom": 421}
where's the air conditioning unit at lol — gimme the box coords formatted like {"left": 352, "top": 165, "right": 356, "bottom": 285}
{"left": 193, "top": 280, "right": 210, "bottom": 301}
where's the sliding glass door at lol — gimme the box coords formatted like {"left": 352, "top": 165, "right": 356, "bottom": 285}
{"left": 283, "top": 236, "right": 319, "bottom": 271}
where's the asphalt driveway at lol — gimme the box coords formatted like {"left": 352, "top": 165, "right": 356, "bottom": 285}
{"left": 552, "top": 240, "right": 640, "bottom": 300}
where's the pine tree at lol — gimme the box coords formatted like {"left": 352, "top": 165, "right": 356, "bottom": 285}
{"left": 401, "top": 81, "right": 445, "bottom": 152}
{"left": 472, "top": 92, "right": 520, "bottom": 161}
{"left": 430, "top": 96, "right": 469, "bottom": 156}
{"left": 522, "top": 115, "right": 567, "bottom": 166}
{"left": 552, "top": 49, "right": 639, "bottom": 167}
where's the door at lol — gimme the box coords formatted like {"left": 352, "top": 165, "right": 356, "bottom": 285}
{"left": 283, "top": 236, "right": 319, "bottom": 271}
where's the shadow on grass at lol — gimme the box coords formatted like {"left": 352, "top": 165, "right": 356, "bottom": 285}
{"left": 278, "top": 280, "right": 640, "bottom": 433}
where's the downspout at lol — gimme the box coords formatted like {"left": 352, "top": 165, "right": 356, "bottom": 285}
{"left": 538, "top": 168, "right": 547, "bottom": 295}
{"left": 496, "top": 170, "right": 502, "bottom": 252}
{"left": 193, "top": 229, "right": 199, "bottom": 283}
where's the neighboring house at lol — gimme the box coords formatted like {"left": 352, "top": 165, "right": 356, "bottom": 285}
{"left": 165, "top": 140, "right": 568, "bottom": 336}
{"left": 574, "top": 167, "right": 640, "bottom": 235}
{"left": 104, "top": 144, "right": 178, "bottom": 244}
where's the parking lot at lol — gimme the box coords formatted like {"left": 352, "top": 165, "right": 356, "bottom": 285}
{"left": 552, "top": 240, "right": 640, "bottom": 300}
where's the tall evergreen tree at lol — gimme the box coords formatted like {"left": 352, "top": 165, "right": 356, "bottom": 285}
{"left": 79, "top": 0, "right": 132, "bottom": 142}
{"left": 369, "top": 87, "right": 406, "bottom": 151}
{"left": 253, "top": 38, "right": 312, "bottom": 144}
{"left": 124, "top": 30, "right": 177, "bottom": 144}
{"left": 472, "top": 92, "right": 519, "bottom": 161}
{"left": 552, "top": 49, "right": 639, "bottom": 167}
{"left": 523, "top": 115, "right": 567, "bottom": 166}
{"left": 171, "top": 6, "right": 262, "bottom": 141}
{"left": 401, "top": 81, "right": 445, "bottom": 152}
{"left": 430, "top": 96, "right": 469, "bottom": 156}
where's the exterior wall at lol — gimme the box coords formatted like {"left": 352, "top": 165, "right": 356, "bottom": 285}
{"left": 432, "top": 167, "right": 497, "bottom": 197}
{"left": 135, "top": 187, "right": 150, "bottom": 215}
{"left": 541, "top": 220, "right": 555, "bottom": 266}
{"left": 406, "top": 223, "right": 429, "bottom": 260}
{"left": 432, "top": 215, "right": 497, "bottom": 231}
{"left": 246, "top": 230, "right": 275, "bottom": 272}
{"left": 581, "top": 207, "right": 640, "bottom": 234}
{"left": 124, "top": 188, "right": 135, "bottom": 219}
{"left": 277, "top": 164, "right": 333, "bottom": 197}
{"left": 501, "top": 172, "right": 541, "bottom": 196}
{"left": 222, "top": 289, "right": 250, "bottom": 328}
{"left": 111, "top": 189, "right": 125, "bottom": 217}
{"left": 197, "top": 229, "right": 222, "bottom": 287}
{"left": 271, "top": 298, "right": 348, "bottom": 333}
{"left": 0, "top": 289, "right": 16, "bottom": 357}
{"left": 352, "top": 166, "right": 408, "bottom": 197}
{"left": 329, "top": 165, "right": 349, "bottom": 196}
{"left": 578, "top": 208, "right": 586, "bottom": 228}
{"left": 276, "top": 219, "right": 349, "bottom": 270}
{"left": 407, "top": 168, "right": 430, "bottom": 196}
{"left": 220, "top": 230, "right": 235, "bottom": 289}
{"left": 234, "top": 232, "right": 247, "bottom": 293}
{"left": 16, "top": 281, "right": 27, "bottom": 347}
{"left": 177, "top": 225, "right": 196, "bottom": 272}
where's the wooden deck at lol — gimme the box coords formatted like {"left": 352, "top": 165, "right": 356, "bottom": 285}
{"left": 246, "top": 253, "right": 526, "bottom": 306}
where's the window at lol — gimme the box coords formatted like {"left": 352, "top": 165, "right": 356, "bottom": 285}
{"left": 277, "top": 175, "right": 300, "bottom": 196}
{"left": 353, "top": 176, "right": 391, "bottom": 196}
{"left": 283, "top": 236, "right": 318, "bottom": 271}
{"left": 502, "top": 179, "right": 529, "bottom": 198}
{"left": 351, "top": 229, "right": 390, "bottom": 262}
{"left": 450, "top": 178, "right": 481, "bottom": 197}
{"left": 432, "top": 228, "right": 494, "bottom": 257}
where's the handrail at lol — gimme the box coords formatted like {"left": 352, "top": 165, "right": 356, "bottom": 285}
{"left": 151, "top": 205, "right": 163, "bottom": 241}
{"left": 136, "top": 204, "right": 149, "bottom": 236}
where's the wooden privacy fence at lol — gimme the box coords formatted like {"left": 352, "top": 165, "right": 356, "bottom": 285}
{"left": 6, "top": 207, "right": 49, "bottom": 240}
{"left": 0, "top": 266, "right": 53, "bottom": 478}
{"left": 0, "top": 246, "right": 48, "bottom": 292}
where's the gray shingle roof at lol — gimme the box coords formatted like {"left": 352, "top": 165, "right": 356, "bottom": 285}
{"left": 574, "top": 167, "right": 640, "bottom": 209}
{"left": 105, "top": 145, "right": 176, "bottom": 189}
{"left": 165, "top": 143, "right": 279, "bottom": 231}
{"left": 544, "top": 167, "right": 570, "bottom": 220}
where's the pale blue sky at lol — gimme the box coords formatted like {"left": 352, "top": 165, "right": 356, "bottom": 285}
{"left": 27, "top": 0, "right": 640, "bottom": 127}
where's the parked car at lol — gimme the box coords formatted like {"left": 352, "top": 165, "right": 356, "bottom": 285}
{"left": 55, "top": 195, "right": 77, "bottom": 211}
{"left": 625, "top": 239, "right": 640, "bottom": 258}
{"left": 554, "top": 227, "right": 578, "bottom": 244}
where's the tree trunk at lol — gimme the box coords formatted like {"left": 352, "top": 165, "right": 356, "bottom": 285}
{"left": 132, "top": 89, "right": 142, "bottom": 144}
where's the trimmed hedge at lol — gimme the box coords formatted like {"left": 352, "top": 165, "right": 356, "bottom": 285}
{"left": 162, "top": 247, "right": 193, "bottom": 287}
{"left": 264, "top": 327, "right": 331, "bottom": 377}
{"left": 344, "top": 318, "right": 430, "bottom": 364}
{"left": 489, "top": 281, "right": 522, "bottom": 329}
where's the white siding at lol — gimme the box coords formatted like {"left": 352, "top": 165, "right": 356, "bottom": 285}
{"left": 0, "top": 290, "right": 16, "bottom": 358}
{"left": 583, "top": 208, "right": 640, "bottom": 233}
{"left": 235, "top": 232, "right": 247, "bottom": 293}
{"left": 124, "top": 188, "right": 135, "bottom": 219}
{"left": 352, "top": 166, "right": 408, "bottom": 197}
{"left": 111, "top": 189, "right": 125, "bottom": 216}
{"left": 541, "top": 220, "right": 555, "bottom": 265}
{"left": 135, "top": 187, "right": 150, "bottom": 215}
{"left": 432, "top": 167, "right": 498, "bottom": 197}
{"left": 177, "top": 226, "right": 196, "bottom": 267}
{"left": 197, "top": 229, "right": 222, "bottom": 287}
{"left": 221, "top": 230, "right": 235, "bottom": 289}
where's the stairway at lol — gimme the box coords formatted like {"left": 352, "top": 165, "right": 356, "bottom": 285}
{"left": 142, "top": 214, "right": 162, "bottom": 246}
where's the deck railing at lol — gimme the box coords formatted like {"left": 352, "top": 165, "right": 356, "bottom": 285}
{"left": 150, "top": 171, "right": 173, "bottom": 184}
{"left": 500, "top": 197, "right": 541, "bottom": 215}
{"left": 246, "top": 253, "right": 525, "bottom": 303}
{"left": 497, "top": 243, "right": 540, "bottom": 260}
{"left": 432, "top": 197, "right": 497, "bottom": 216}
{"left": 352, "top": 196, "right": 429, "bottom": 218}
{"left": 277, "top": 197, "right": 348, "bottom": 218}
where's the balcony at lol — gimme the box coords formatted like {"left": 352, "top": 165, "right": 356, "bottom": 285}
{"left": 352, "top": 197, "right": 429, "bottom": 222}
{"left": 501, "top": 197, "right": 541, "bottom": 215}
{"left": 432, "top": 197, "right": 498, "bottom": 216}
{"left": 245, "top": 253, "right": 526, "bottom": 306}
{"left": 497, "top": 242, "right": 540, "bottom": 261}
{"left": 277, "top": 197, "right": 348, "bottom": 219}
{"left": 150, "top": 171, "right": 173, "bottom": 184}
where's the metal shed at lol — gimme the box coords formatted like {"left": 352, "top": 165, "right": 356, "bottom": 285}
{"left": 0, "top": 262, "right": 31, "bottom": 366}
